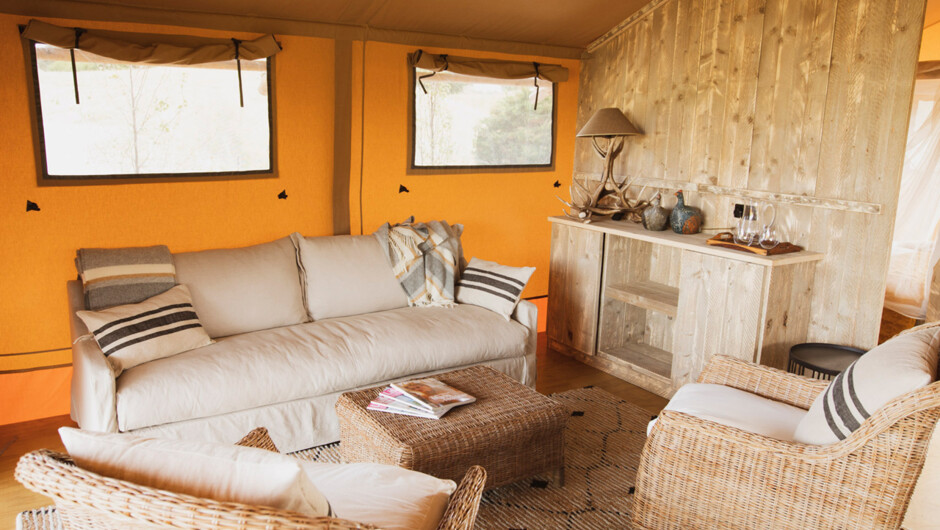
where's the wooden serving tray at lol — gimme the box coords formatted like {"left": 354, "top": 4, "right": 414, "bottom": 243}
{"left": 706, "top": 232, "right": 803, "bottom": 255}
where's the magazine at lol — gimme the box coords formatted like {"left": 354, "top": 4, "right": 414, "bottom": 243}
{"left": 390, "top": 377, "right": 476, "bottom": 414}
{"left": 367, "top": 387, "right": 445, "bottom": 419}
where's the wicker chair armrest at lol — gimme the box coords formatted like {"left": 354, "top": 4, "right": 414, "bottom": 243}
{"left": 235, "top": 427, "right": 280, "bottom": 452}
{"left": 436, "top": 465, "right": 486, "bottom": 530}
{"left": 697, "top": 355, "right": 829, "bottom": 410}
{"left": 16, "top": 450, "right": 377, "bottom": 529}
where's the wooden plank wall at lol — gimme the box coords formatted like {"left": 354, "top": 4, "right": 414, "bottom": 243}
{"left": 576, "top": 0, "right": 926, "bottom": 348}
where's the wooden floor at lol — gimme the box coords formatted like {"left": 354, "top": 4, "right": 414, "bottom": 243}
{"left": 0, "top": 333, "right": 667, "bottom": 526}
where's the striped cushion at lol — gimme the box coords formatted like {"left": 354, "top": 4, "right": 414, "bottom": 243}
{"left": 456, "top": 257, "right": 534, "bottom": 320}
{"left": 77, "top": 284, "right": 213, "bottom": 375}
{"left": 794, "top": 325, "right": 940, "bottom": 445}
{"left": 75, "top": 245, "right": 176, "bottom": 310}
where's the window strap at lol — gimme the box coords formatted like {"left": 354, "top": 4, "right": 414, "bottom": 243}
{"left": 70, "top": 28, "right": 86, "bottom": 105}
{"left": 417, "top": 54, "right": 448, "bottom": 95}
{"left": 533, "top": 62, "right": 541, "bottom": 110}
{"left": 232, "top": 38, "right": 244, "bottom": 107}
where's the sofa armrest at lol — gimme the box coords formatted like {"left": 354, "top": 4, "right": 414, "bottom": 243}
{"left": 697, "top": 355, "right": 829, "bottom": 410}
{"left": 68, "top": 281, "right": 118, "bottom": 433}
{"left": 512, "top": 299, "right": 538, "bottom": 355}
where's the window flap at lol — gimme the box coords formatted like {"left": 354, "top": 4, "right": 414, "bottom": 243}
{"left": 409, "top": 49, "right": 568, "bottom": 83}
{"left": 21, "top": 19, "right": 281, "bottom": 65}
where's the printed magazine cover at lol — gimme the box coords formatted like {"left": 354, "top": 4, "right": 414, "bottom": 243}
{"left": 390, "top": 378, "right": 476, "bottom": 414}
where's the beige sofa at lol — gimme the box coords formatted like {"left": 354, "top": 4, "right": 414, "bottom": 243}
{"left": 69, "top": 234, "right": 537, "bottom": 452}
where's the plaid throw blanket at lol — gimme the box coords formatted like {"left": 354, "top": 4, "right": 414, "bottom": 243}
{"left": 374, "top": 218, "right": 463, "bottom": 307}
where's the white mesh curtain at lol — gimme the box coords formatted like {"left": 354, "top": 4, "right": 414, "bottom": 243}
{"left": 884, "top": 77, "right": 940, "bottom": 319}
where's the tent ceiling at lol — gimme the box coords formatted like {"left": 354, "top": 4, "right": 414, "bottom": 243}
{"left": 11, "top": 0, "right": 653, "bottom": 53}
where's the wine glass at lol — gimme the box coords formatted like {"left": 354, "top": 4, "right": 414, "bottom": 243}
{"left": 734, "top": 200, "right": 759, "bottom": 246}
{"left": 758, "top": 202, "right": 779, "bottom": 249}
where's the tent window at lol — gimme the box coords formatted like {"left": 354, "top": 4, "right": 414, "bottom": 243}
{"left": 410, "top": 68, "right": 556, "bottom": 169}
{"left": 26, "top": 40, "right": 275, "bottom": 182}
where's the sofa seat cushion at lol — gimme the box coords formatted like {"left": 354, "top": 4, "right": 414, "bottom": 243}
{"left": 116, "top": 304, "right": 529, "bottom": 431}
{"left": 647, "top": 383, "right": 807, "bottom": 442}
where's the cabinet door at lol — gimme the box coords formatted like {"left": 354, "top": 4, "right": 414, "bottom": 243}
{"left": 547, "top": 223, "right": 604, "bottom": 356}
{"left": 672, "top": 251, "right": 766, "bottom": 387}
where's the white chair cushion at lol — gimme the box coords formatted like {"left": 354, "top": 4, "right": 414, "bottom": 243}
{"left": 115, "top": 304, "right": 529, "bottom": 431}
{"left": 301, "top": 461, "right": 456, "bottom": 530}
{"left": 291, "top": 233, "right": 407, "bottom": 320}
{"left": 174, "top": 236, "right": 308, "bottom": 338}
{"left": 58, "top": 427, "right": 331, "bottom": 517}
{"left": 648, "top": 383, "right": 807, "bottom": 442}
{"left": 794, "top": 325, "right": 940, "bottom": 445}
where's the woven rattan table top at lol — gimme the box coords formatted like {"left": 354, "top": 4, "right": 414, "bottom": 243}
{"left": 337, "top": 365, "right": 568, "bottom": 444}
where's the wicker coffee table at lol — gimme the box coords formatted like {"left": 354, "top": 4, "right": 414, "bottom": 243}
{"left": 336, "top": 365, "right": 568, "bottom": 489}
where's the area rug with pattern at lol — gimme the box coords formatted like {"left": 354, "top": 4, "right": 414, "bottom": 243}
{"left": 17, "top": 387, "right": 650, "bottom": 530}
{"left": 293, "top": 386, "right": 649, "bottom": 529}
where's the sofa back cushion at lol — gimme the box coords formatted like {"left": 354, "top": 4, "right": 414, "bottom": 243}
{"left": 59, "top": 427, "right": 332, "bottom": 517}
{"left": 174, "top": 236, "right": 308, "bottom": 338}
{"left": 794, "top": 324, "right": 940, "bottom": 445}
{"left": 292, "top": 233, "right": 407, "bottom": 320}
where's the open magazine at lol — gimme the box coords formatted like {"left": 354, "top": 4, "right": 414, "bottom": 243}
{"left": 367, "top": 379, "right": 475, "bottom": 419}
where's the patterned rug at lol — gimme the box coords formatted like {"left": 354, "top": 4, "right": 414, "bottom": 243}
{"left": 294, "top": 386, "right": 650, "bottom": 529}
{"left": 17, "top": 387, "right": 650, "bottom": 530}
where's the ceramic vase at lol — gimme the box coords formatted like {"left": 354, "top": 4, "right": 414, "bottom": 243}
{"left": 642, "top": 192, "right": 669, "bottom": 231}
{"left": 669, "top": 190, "right": 704, "bottom": 234}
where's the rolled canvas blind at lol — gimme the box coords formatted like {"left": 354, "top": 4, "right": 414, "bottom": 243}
{"left": 21, "top": 19, "right": 280, "bottom": 65}
{"left": 408, "top": 49, "right": 568, "bottom": 83}
{"left": 22, "top": 19, "right": 280, "bottom": 106}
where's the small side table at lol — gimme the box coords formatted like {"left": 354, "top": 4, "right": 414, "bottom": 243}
{"left": 788, "top": 343, "right": 866, "bottom": 380}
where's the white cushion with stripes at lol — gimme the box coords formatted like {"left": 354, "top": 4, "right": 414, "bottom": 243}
{"left": 794, "top": 325, "right": 940, "bottom": 445}
{"left": 77, "top": 284, "right": 214, "bottom": 375}
{"left": 455, "top": 257, "right": 534, "bottom": 320}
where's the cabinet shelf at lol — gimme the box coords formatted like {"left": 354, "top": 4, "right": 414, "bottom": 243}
{"left": 599, "top": 343, "right": 673, "bottom": 379}
{"left": 605, "top": 281, "right": 679, "bottom": 318}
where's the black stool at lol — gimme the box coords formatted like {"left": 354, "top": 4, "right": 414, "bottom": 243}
{"left": 788, "top": 343, "right": 866, "bottom": 380}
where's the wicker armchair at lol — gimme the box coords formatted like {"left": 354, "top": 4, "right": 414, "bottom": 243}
{"left": 16, "top": 428, "right": 486, "bottom": 530}
{"left": 632, "top": 355, "right": 940, "bottom": 529}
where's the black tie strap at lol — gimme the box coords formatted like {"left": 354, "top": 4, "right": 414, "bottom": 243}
{"left": 418, "top": 54, "right": 448, "bottom": 95}
{"left": 70, "top": 27, "right": 86, "bottom": 104}
{"left": 232, "top": 38, "right": 244, "bottom": 107}
{"left": 533, "top": 62, "right": 541, "bottom": 110}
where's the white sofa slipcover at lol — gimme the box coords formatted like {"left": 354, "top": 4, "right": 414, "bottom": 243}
{"left": 69, "top": 235, "right": 537, "bottom": 452}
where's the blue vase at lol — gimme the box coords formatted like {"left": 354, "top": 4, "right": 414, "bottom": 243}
{"left": 669, "top": 190, "right": 703, "bottom": 234}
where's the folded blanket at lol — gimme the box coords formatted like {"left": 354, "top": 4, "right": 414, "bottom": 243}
{"left": 75, "top": 245, "right": 176, "bottom": 310}
{"left": 374, "top": 219, "right": 463, "bottom": 307}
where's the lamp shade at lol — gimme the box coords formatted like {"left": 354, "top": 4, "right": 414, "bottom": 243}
{"left": 576, "top": 108, "right": 640, "bottom": 137}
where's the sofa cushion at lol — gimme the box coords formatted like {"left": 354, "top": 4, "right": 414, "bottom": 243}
{"left": 174, "top": 236, "right": 307, "bottom": 338}
{"left": 647, "top": 383, "right": 807, "bottom": 442}
{"left": 76, "top": 284, "right": 213, "bottom": 375}
{"left": 794, "top": 325, "right": 940, "bottom": 445}
{"left": 115, "top": 304, "right": 529, "bottom": 431}
{"left": 59, "top": 427, "right": 332, "bottom": 517}
{"left": 292, "top": 233, "right": 407, "bottom": 320}
{"left": 302, "top": 461, "right": 455, "bottom": 530}
{"left": 456, "top": 257, "right": 535, "bottom": 320}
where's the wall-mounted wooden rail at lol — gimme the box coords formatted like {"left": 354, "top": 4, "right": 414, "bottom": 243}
{"left": 572, "top": 173, "right": 883, "bottom": 215}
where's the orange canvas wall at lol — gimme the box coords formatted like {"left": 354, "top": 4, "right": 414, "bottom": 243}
{"left": 0, "top": 14, "right": 336, "bottom": 424}
{"left": 0, "top": 17, "right": 576, "bottom": 425}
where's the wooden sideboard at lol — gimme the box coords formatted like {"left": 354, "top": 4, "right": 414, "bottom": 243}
{"left": 547, "top": 216, "right": 825, "bottom": 398}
